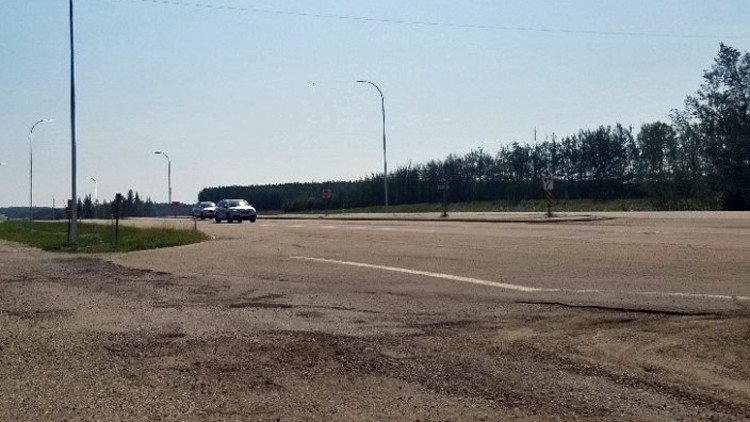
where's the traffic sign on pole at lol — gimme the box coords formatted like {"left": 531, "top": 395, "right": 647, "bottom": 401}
{"left": 542, "top": 175, "right": 554, "bottom": 191}
{"left": 542, "top": 174, "right": 554, "bottom": 217}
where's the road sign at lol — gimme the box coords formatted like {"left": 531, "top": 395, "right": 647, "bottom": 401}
{"left": 171, "top": 201, "right": 181, "bottom": 208}
{"left": 542, "top": 175, "right": 554, "bottom": 191}
{"left": 321, "top": 189, "right": 331, "bottom": 199}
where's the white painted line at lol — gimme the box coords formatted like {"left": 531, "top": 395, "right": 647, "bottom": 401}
{"left": 281, "top": 222, "right": 437, "bottom": 234}
{"left": 292, "top": 256, "right": 750, "bottom": 301}
{"left": 292, "top": 256, "right": 557, "bottom": 293}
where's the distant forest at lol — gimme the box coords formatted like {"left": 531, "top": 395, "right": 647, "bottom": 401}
{"left": 202, "top": 44, "right": 750, "bottom": 212}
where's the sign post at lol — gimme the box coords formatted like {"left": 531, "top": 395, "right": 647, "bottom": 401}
{"left": 438, "top": 183, "right": 450, "bottom": 217}
{"left": 114, "top": 193, "right": 122, "bottom": 246}
{"left": 542, "top": 175, "right": 554, "bottom": 217}
{"left": 321, "top": 189, "right": 331, "bottom": 216}
{"left": 65, "top": 199, "right": 73, "bottom": 241}
{"left": 171, "top": 201, "right": 180, "bottom": 218}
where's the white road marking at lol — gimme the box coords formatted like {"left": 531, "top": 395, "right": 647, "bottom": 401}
{"left": 292, "top": 256, "right": 556, "bottom": 293}
{"left": 371, "top": 227, "right": 436, "bottom": 233}
{"left": 271, "top": 221, "right": 436, "bottom": 234}
{"left": 292, "top": 256, "right": 750, "bottom": 301}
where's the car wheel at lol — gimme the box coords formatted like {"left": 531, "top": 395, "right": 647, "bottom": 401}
{"left": 237, "top": 219, "right": 243, "bottom": 223}
{"left": 227, "top": 215, "right": 233, "bottom": 223}
{"left": 249, "top": 216, "right": 256, "bottom": 223}
{"left": 200, "top": 215, "right": 206, "bottom": 220}
{"left": 215, "top": 216, "right": 221, "bottom": 223}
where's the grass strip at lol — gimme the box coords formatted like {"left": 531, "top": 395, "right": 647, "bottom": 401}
{"left": 0, "top": 220, "right": 209, "bottom": 253}
{"left": 273, "top": 197, "right": 656, "bottom": 215}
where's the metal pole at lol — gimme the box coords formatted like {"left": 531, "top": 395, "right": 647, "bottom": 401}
{"left": 168, "top": 159, "right": 174, "bottom": 217}
{"left": 115, "top": 193, "right": 122, "bottom": 246}
{"left": 356, "top": 80, "right": 388, "bottom": 212}
{"left": 29, "top": 119, "right": 53, "bottom": 224}
{"left": 154, "top": 151, "right": 171, "bottom": 207}
{"left": 90, "top": 177, "right": 97, "bottom": 201}
{"left": 69, "top": 0, "right": 78, "bottom": 249}
{"left": 29, "top": 125, "right": 33, "bottom": 223}
{"left": 168, "top": 159, "right": 172, "bottom": 205}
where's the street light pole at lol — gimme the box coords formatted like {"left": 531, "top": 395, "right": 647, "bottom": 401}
{"left": 69, "top": 0, "right": 78, "bottom": 249}
{"left": 154, "top": 151, "right": 172, "bottom": 206}
{"left": 29, "top": 118, "right": 54, "bottom": 223}
{"left": 90, "top": 177, "right": 97, "bottom": 202}
{"left": 356, "top": 80, "right": 388, "bottom": 212}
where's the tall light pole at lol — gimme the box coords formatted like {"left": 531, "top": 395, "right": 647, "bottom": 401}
{"left": 90, "top": 177, "right": 97, "bottom": 201}
{"left": 69, "top": 0, "right": 78, "bottom": 249}
{"left": 154, "top": 151, "right": 172, "bottom": 206}
{"left": 356, "top": 80, "right": 388, "bottom": 212}
{"left": 29, "top": 118, "right": 54, "bottom": 223}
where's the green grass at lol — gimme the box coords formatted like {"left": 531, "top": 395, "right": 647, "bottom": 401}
{"left": 0, "top": 220, "right": 209, "bottom": 253}
{"left": 286, "top": 198, "right": 656, "bottom": 214}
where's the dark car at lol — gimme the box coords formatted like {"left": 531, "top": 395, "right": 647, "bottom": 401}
{"left": 192, "top": 201, "right": 217, "bottom": 220}
{"left": 214, "top": 199, "right": 257, "bottom": 223}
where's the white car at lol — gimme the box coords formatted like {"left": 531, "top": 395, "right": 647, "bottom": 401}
{"left": 191, "top": 201, "right": 216, "bottom": 220}
{"left": 214, "top": 199, "right": 257, "bottom": 223}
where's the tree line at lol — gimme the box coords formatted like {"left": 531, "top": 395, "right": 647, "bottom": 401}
{"left": 201, "top": 45, "right": 749, "bottom": 211}
{"left": 0, "top": 191, "right": 191, "bottom": 220}
{"left": 73, "top": 190, "right": 192, "bottom": 219}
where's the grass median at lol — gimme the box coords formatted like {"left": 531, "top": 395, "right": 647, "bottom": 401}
{"left": 0, "top": 220, "right": 209, "bottom": 253}
{"left": 274, "top": 197, "right": 656, "bottom": 215}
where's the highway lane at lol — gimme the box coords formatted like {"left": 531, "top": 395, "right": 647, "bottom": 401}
{"left": 113, "top": 213, "right": 750, "bottom": 314}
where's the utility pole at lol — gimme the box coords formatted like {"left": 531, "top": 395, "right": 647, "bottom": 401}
{"left": 69, "top": 0, "right": 78, "bottom": 249}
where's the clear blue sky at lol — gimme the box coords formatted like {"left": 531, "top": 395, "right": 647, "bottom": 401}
{"left": 2, "top": 0, "right": 749, "bottom": 208}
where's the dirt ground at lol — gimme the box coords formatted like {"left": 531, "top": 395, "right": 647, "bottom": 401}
{"left": 1, "top": 214, "right": 749, "bottom": 421}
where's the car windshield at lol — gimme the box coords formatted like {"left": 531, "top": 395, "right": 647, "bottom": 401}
{"left": 200, "top": 201, "right": 215, "bottom": 207}
{"left": 228, "top": 200, "right": 248, "bottom": 207}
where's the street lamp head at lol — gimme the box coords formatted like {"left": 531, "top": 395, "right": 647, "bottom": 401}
{"left": 154, "top": 151, "right": 162, "bottom": 155}
{"left": 30, "top": 118, "right": 54, "bottom": 134}
{"left": 356, "top": 80, "right": 384, "bottom": 98}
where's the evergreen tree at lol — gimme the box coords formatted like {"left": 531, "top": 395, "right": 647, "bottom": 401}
{"left": 82, "top": 194, "right": 93, "bottom": 219}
